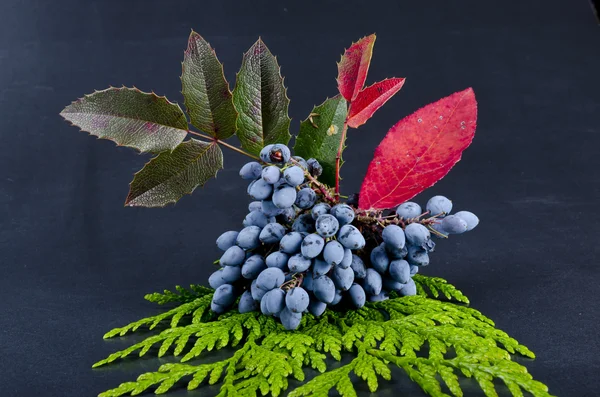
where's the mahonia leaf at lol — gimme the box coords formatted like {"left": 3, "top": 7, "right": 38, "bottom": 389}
{"left": 60, "top": 86, "right": 188, "bottom": 153}
{"left": 181, "top": 31, "right": 237, "bottom": 139}
{"left": 358, "top": 88, "right": 477, "bottom": 210}
{"left": 233, "top": 38, "right": 291, "bottom": 156}
{"left": 337, "top": 34, "right": 376, "bottom": 101}
{"left": 125, "top": 139, "right": 223, "bottom": 207}
{"left": 347, "top": 78, "right": 405, "bottom": 128}
{"left": 294, "top": 95, "right": 348, "bottom": 186}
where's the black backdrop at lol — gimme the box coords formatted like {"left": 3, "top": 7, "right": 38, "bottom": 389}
{"left": 1, "top": 1, "right": 599, "bottom": 396}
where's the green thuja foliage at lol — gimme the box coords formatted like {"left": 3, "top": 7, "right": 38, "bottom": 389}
{"left": 95, "top": 278, "right": 553, "bottom": 397}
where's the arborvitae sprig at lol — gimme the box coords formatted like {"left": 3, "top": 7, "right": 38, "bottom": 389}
{"left": 95, "top": 277, "right": 552, "bottom": 397}
{"left": 144, "top": 284, "right": 212, "bottom": 305}
{"left": 413, "top": 274, "right": 470, "bottom": 304}
{"left": 101, "top": 293, "right": 213, "bottom": 339}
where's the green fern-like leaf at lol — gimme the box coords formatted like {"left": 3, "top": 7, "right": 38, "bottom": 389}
{"left": 94, "top": 276, "right": 553, "bottom": 397}
{"left": 144, "top": 284, "right": 213, "bottom": 305}
{"left": 413, "top": 274, "right": 470, "bottom": 304}
{"left": 102, "top": 293, "right": 213, "bottom": 339}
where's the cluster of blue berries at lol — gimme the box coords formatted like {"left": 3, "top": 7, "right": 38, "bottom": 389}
{"left": 209, "top": 143, "right": 479, "bottom": 330}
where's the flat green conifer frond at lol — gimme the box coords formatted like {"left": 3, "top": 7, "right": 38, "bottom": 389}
{"left": 144, "top": 284, "right": 212, "bottom": 305}
{"left": 95, "top": 277, "right": 553, "bottom": 397}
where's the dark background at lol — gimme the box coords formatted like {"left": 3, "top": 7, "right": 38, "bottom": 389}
{"left": 1, "top": 0, "right": 599, "bottom": 396}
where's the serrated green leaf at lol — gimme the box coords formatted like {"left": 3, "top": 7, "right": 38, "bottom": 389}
{"left": 233, "top": 39, "right": 291, "bottom": 155}
{"left": 125, "top": 139, "right": 223, "bottom": 207}
{"left": 182, "top": 31, "right": 237, "bottom": 139}
{"left": 60, "top": 86, "right": 188, "bottom": 153}
{"left": 294, "top": 95, "right": 348, "bottom": 186}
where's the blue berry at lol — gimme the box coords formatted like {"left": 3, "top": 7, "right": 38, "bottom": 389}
{"left": 220, "top": 245, "right": 246, "bottom": 266}
{"left": 323, "top": 240, "right": 345, "bottom": 266}
{"left": 389, "top": 259, "right": 410, "bottom": 283}
{"left": 288, "top": 253, "right": 312, "bottom": 272}
{"left": 348, "top": 283, "right": 366, "bottom": 308}
{"left": 330, "top": 204, "right": 355, "bottom": 225}
{"left": 301, "top": 234, "right": 324, "bottom": 258}
{"left": 370, "top": 243, "right": 390, "bottom": 273}
{"left": 350, "top": 255, "right": 367, "bottom": 279}
{"left": 264, "top": 288, "right": 286, "bottom": 314}
{"left": 337, "top": 225, "right": 365, "bottom": 249}
{"left": 286, "top": 287, "right": 309, "bottom": 313}
{"left": 239, "top": 161, "right": 262, "bottom": 180}
{"left": 216, "top": 231, "right": 239, "bottom": 251}
{"left": 283, "top": 166, "right": 305, "bottom": 186}
{"left": 280, "top": 232, "right": 303, "bottom": 254}
{"left": 243, "top": 210, "right": 268, "bottom": 228}
{"left": 241, "top": 255, "right": 267, "bottom": 279}
{"left": 332, "top": 265, "right": 354, "bottom": 291}
{"left": 292, "top": 214, "right": 315, "bottom": 233}
{"left": 238, "top": 290, "right": 258, "bottom": 313}
{"left": 221, "top": 265, "right": 242, "bottom": 283}
{"left": 260, "top": 223, "right": 286, "bottom": 244}
{"left": 265, "top": 251, "right": 289, "bottom": 270}
{"left": 307, "top": 158, "right": 323, "bottom": 177}
{"left": 313, "top": 258, "right": 332, "bottom": 277}
{"left": 261, "top": 200, "right": 284, "bottom": 216}
{"left": 315, "top": 214, "right": 339, "bottom": 238}
{"left": 256, "top": 268, "right": 285, "bottom": 291}
{"left": 407, "top": 245, "right": 429, "bottom": 266}
{"left": 308, "top": 300, "right": 327, "bottom": 316}
{"left": 213, "top": 284, "right": 237, "bottom": 306}
{"left": 441, "top": 215, "right": 468, "bottom": 234}
{"left": 259, "top": 144, "right": 275, "bottom": 163}
{"left": 268, "top": 144, "right": 291, "bottom": 164}
{"left": 280, "top": 307, "right": 302, "bottom": 330}
{"left": 396, "top": 202, "right": 422, "bottom": 219}
{"left": 272, "top": 186, "right": 297, "bottom": 209}
{"left": 404, "top": 223, "right": 431, "bottom": 247}
{"left": 426, "top": 195, "right": 452, "bottom": 217}
{"left": 364, "top": 269, "right": 383, "bottom": 296}
{"left": 455, "top": 211, "right": 479, "bottom": 231}
{"left": 236, "top": 226, "right": 261, "bottom": 250}
{"left": 313, "top": 275, "right": 335, "bottom": 303}
{"left": 295, "top": 188, "right": 317, "bottom": 209}
{"left": 400, "top": 278, "right": 417, "bottom": 296}
{"left": 311, "top": 203, "right": 331, "bottom": 220}
{"left": 339, "top": 249, "right": 353, "bottom": 269}
{"left": 382, "top": 224, "right": 406, "bottom": 250}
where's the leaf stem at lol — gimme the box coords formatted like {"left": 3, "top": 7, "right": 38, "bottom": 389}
{"left": 187, "top": 130, "right": 260, "bottom": 161}
{"left": 334, "top": 108, "right": 351, "bottom": 199}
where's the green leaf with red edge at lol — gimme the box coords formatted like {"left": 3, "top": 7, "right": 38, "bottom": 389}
{"left": 233, "top": 39, "right": 291, "bottom": 156}
{"left": 181, "top": 31, "right": 237, "bottom": 139}
{"left": 337, "top": 34, "right": 376, "bottom": 102}
{"left": 125, "top": 139, "right": 223, "bottom": 207}
{"left": 294, "top": 95, "right": 348, "bottom": 186}
{"left": 60, "top": 87, "right": 188, "bottom": 153}
{"left": 347, "top": 78, "right": 405, "bottom": 128}
{"left": 358, "top": 88, "right": 477, "bottom": 210}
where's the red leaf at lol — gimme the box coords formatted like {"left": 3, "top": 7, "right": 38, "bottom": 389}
{"left": 358, "top": 88, "right": 478, "bottom": 210}
{"left": 337, "top": 34, "right": 376, "bottom": 102}
{"left": 347, "top": 78, "right": 405, "bottom": 128}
